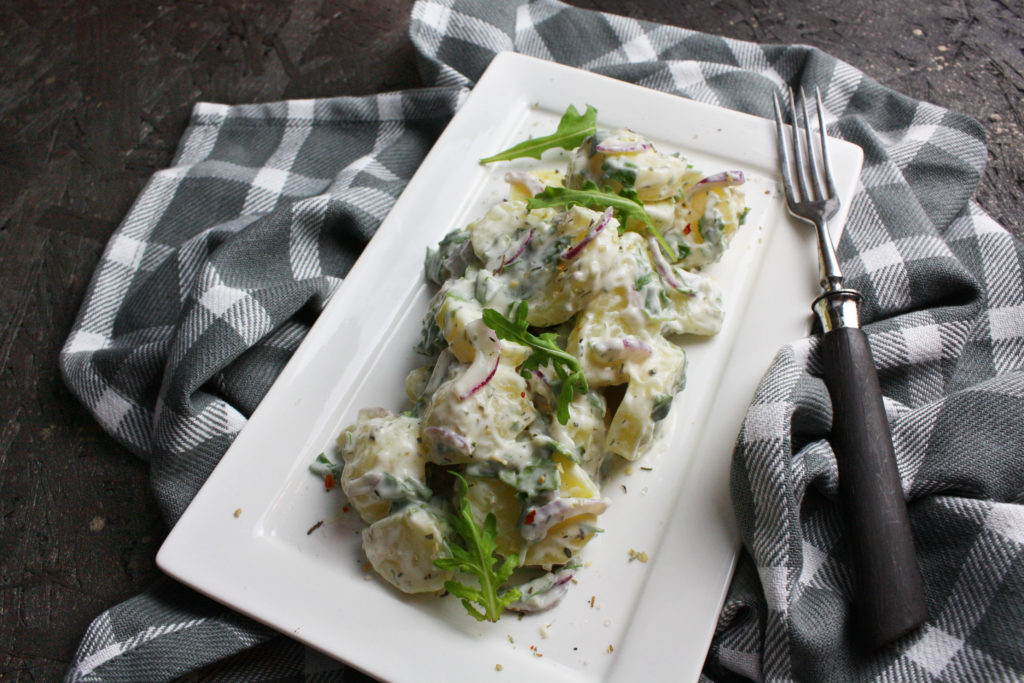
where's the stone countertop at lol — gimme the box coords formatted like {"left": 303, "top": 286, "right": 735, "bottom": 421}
{"left": 1, "top": 1, "right": 1021, "bottom": 679}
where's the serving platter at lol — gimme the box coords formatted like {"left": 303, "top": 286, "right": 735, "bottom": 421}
{"left": 157, "top": 51, "right": 863, "bottom": 682}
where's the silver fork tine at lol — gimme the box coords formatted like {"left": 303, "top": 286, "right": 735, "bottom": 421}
{"left": 800, "top": 88, "right": 827, "bottom": 200}
{"left": 772, "top": 92, "right": 799, "bottom": 207}
{"left": 788, "top": 88, "right": 813, "bottom": 202}
{"left": 815, "top": 89, "right": 838, "bottom": 199}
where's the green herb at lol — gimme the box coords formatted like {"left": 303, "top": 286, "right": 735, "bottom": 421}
{"left": 699, "top": 215, "right": 725, "bottom": 247}
{"left": 434, "top": 474, "right": 520, "bottom": 622}
{"left": 415, "top": 312, "right": 446, "bottom": 358}
{"left": 480, "top": 104, "right": 597, "bottom": 164}
{"left": 538, "top": 435, "right": 584, "bottom": 463}
{"left": 527, "top": 185, "right": 677, "bottom": 261}
{"left": 650, "top": 394, "right": 674, "bottom": 422}
{"left": 424, "top": 228, "right": 475, "bottom": 285}
{"left": 499, "top": 457, "right": 561, "bottom": 500}
{"left": 482, "top": 301, "right": 588, "bottom": 425}
{"left": 309, "top": 452, "right": 341, "bottom": 479}
{"left": 600, "top": 158, "right": 638, "bottom": 188}
{"left": 527, "top": 185, "right": 647, "bottom": 228}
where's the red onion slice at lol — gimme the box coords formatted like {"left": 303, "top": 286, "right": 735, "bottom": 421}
{"left": 453, "top": 319, "right": 501, "bottom": 400}
{"left": 594, "top": 140, "right": 653, "bottom": 154}
{"left": 422, "top": 426, "right": 473, "bottom": 457}
{"left": 504, "top": 171, "right": 545, "bottom": 197}
{"left": 647, "top": 236, "right": 683, "bottom": 290}
{"left": 591, "top": 337, "right": 654, "bottom": 363}
{"left": 561, "top": 207, "right": 614, "bottom": 261}
{"left": 423, "top": 349, "right": 453, "bottom": 397}
{"left": 521, "top": 497, "right": 610, "bottom": 542}
{"left": 683, "top": 170, "right": 746, "bottom": 201}
{"left": 526, "top": 369, "right": 555, "bottom": 412}
{"left": 507, "top": 568, "right": 576, "bottom": 613}
{"left": 496, "top": 228, "right": 534, "bottom": 273}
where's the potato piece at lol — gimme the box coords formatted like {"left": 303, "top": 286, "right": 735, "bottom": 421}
{"left": 464, "top": 476, "right": 523, "bottom": 557}
{"left": 525, "top": 206, "right": 622, "bottom": 327}
{"left": 421, "top": 362, "right": 535, "bottom": 468}
{"left": 605, "top": 336, "right": 686, "bottom": 460}
{"left": 468, "top": 200, "right": 528, "bottom": 268}
{"left": 566, "top": 129, "right": 692, "bottom": 202}
{"left": 362, "top": 504, "right": 454, "bottom": 594}
{"left": 338, "top": 410, "right": 428, "bottom": 524}
{"left": 523, "top": 514, "right": 601, "bottom": 570}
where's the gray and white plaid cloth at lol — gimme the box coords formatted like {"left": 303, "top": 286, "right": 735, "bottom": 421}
{"left": 60, "top": 0, "right": 1024, "bottom": 680}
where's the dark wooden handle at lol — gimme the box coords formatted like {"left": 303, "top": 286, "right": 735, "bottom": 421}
{"left": 821, "top": 326, "right": 928, "bottom": 649}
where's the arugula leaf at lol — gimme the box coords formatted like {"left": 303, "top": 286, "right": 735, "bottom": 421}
{"left": 527, "top": 185, "right": 649, "bottom": 227}
{"left": 434, "top": 474, "right": 520, "bottom": 622}
{"left": 482, "top": 301, "right": 588, "bottom": 425}
{"left": 480, "top": 104, "right": 597, "bottom": 164}
{"left": 526, "top": 185, "right": 678, "bottom": 261}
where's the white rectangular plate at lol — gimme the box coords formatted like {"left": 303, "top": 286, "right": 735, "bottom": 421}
{"left": 158, "top": 52, "right": 862, "bottom": 682}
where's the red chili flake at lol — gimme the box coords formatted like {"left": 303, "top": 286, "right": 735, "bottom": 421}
{"left": 682, "top": 224, "right": 692, "bottom": 235}
{"left": 342, "top": 505, "right": 350, "bottom": 513}
{"left": 524, "top": 510, "right": 537, "bottom": 525}
{"left": 324, "top": 473, "right": 335, "bottom": 490}
{"left": 521, "top": 392, "right": 526, "bottom": 398}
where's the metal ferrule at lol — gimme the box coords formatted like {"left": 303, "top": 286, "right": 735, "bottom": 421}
{"left": 813, "top": 289, "right": 863, "bottom": 332}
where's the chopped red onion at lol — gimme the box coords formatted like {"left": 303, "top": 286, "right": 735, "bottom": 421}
{"left": 507, "top": 568, "right": 576, "bottom": 613}
{"left": 591, "top": 337, "right": 653, "bottom": 363}
{"left": 422, "top": 426, "right": 473, "bottom": 457}
{"left": 526, "top": 369, "right": 554, "bottom": 411}
{"left": 423, "top": 349, "right": 453, "bottom": 397}
{"left": 683, "top": 170, "right": 746, "bottom": 201}
{"left": 622, "top": 337, "right": 653, "bottom": 353}
{"left": 647, "top": 236, "right": 682, "bottom": 290}
{"left": 594, "top": 140, "right": 653, "bottom": 154}
{"left": 453, "top": 319, "right": 501, "bottom": 400}
{"left": 496, "top": 228, "right": 534, "bottom": 273}
{"left": 561, "top": 207, "right": 614, "bottom": 261}
{"left": 504, "top": 171, "right": 545, "bottom": 197}
{"left": 521, "top": 497, "right": 610, "bottom": 542}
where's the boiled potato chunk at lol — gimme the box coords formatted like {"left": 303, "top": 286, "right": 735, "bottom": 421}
{"left": 464, "top": 476, "right": 523, "bottom": 557}
{"left": 362, "top": 504, "right": 454, "bottom": 594}
{"left": 338, "top": 410, "right": 428, "bottom": 524}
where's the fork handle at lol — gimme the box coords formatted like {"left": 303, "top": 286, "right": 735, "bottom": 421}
{"left": 818, "top": 297, "right": 928, "bottom": 649}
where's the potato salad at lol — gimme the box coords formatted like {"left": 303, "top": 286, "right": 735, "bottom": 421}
{"left": 313, "top": 105, "right": 748, "bottom": 621}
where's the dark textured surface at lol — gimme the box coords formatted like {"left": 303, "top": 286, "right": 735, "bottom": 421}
{"left": 1, "top": 1, "right": 1020, "bottom": 679}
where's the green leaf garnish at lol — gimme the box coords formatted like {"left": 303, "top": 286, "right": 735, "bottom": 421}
{"left": 482, "top": 301, "right": 588, "bottom": 425}
{"left": 526, "top": 185, "right": 677, "bottom": 261}
{"left": 434, "top": 474, "right": 520, "bottom": 622}
{"left": 480, "top": 104, "right": 597, "bottom": 164}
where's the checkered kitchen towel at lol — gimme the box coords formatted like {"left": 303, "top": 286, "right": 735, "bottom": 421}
{"left": 60, "top": 0, "right": 1024, "bottom": 680}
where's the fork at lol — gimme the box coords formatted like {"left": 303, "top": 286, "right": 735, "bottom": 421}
{"left": 773, "top": 88, "right": 928, "bottom": 649}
